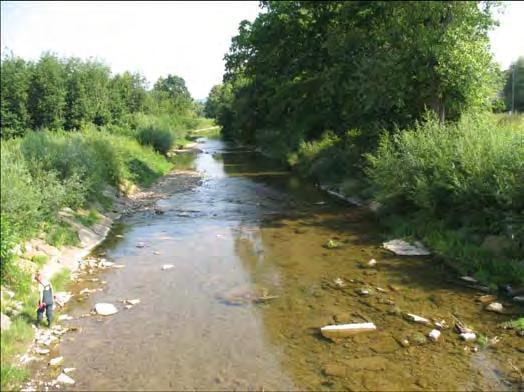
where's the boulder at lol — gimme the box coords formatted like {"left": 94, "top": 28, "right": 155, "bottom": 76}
{"left": 94, "top": 303, "right": 118, "bottom": 316}
{"left": 1, "top": 313, "right": 11, "bottom": 331}
{"left": 56, "top": 373, "right": 75, "bottom": 385}
{"left": 383, "top": 239, "right": 430, "bottom": 256}
{"left": 485, "top": 302, "right": 504, "bottom": 314}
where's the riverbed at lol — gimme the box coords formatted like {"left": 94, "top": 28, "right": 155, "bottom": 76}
{"left": 32, "top": 137, "right": 523, "bottom": 390}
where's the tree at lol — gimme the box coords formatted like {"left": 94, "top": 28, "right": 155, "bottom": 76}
{"left": 503, "top": 57, "right": 524, "bottom": 113}
{"left": 28, "top": 53, "right": 67, "bottom": 129}
{"left": 152, "top": 74, "right": 193, "bottom": 115}
{"left": 0, "top": 53, "right": 32, "bottom": 137}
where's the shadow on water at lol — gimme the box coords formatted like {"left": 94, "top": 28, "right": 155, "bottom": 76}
{"left": 38, "top": 137, "right": 523, "bottom": 391}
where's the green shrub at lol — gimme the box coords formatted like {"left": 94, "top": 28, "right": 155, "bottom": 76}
{"left": 136, "top": 125, "right": 174, "bottom": 155}
{"left": 366, "top": 113, "right": 524, "bottom": 231}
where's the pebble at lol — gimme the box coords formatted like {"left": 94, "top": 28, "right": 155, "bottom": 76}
{"left": 367, "top": 259, "right": 377, "bottom": 267}
{"left": 136, "top": 242, "right": 145, "bottom": 248}
{"left": 63, "top": 368, "right": 76, "bottom": 374}
{"left": 162, "top": 264, "right": 174, "bottom": 270}
{"left": 428, "top": 329, "right": 441, "bottom": 342}
{"left": 404, "top": 313, "right": 430, "bottom": 325}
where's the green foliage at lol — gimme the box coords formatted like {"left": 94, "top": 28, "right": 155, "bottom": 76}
{"left": 503, "top": 57, "right": 524, "bottom": 113}
{"left": 366, "top": 113, "right": 524, "bottom": 229}
{"left": 45, "top": 223, "right": 80, "bottom": 248}
{"left": 31, "top": 254, "right": 49, "bottom": 267}
{"left": 51, "top": 268, "right": 71, "bottom": 292}
{"left": 136, "top": 125, "right": 175, "bottom": 155}
{"left": 218, "top": 1, "right": 500, "bottom": 150}
{"left": 0, "top": 215, "right": 18, "bottom": 284}
{"left": 1, "top": 318, "right": 33, "bottom": 391}
{"left": 74, "top": 208, "right": 101, "bottom": 227}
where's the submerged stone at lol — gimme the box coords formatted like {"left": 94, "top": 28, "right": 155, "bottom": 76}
{"left": 383, "top": 239, "right": 430, "bottom": 256}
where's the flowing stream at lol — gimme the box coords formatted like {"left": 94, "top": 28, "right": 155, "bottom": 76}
{"left": 37, "top": 137, "right": 523, "bottom": 390}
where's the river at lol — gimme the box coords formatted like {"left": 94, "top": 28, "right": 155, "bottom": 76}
{"left": 34, "top": 137, "right": 523, "bottom": 390}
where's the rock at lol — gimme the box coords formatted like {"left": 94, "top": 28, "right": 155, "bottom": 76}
{"left": 49, "top": 356, "right": 64, "bottom": 367}
{"left": 19, "top": 354, "right": 38, "bottom": 364}
{"left": 79, "top": 288, "right": 94, "bottom": 295}
{"left": 513, "top": 296, "right": 524, "bottom": 303}
{"left": 323, "top": 239, "right": 341, "bottom": 249}
{"left": 113, "top": 264, "right": 125, "bottom": 268}
{"left": 136, "top": 242, "right": 145, "bottom": 248}
{"left": 403, "top": 313, "right": 430, "bottom": 325}
{"left": 383, "top": 239, "right": 430, "bottom": 256}
{"left": 333, "top": 278, "right": 345, "bottom": 288}
{"left": 58, "top": 315, "right": 73, "bottom": 321}
{"left": 367, "top": 259, "right": 377, "bottom": 267}
{"left": 123, "top": 299, "right": 140, "bottom": 305}
{"left": 63, "top": 368, "right": 76, "bottom": 374}
{"left": 124, "top": 305, "right": 132, "bottom": 309}
{"left": 409, "top": 332, "right": 427, "bottom": 345}
{"left": 477, "top": 295, "right": 497, "bottom": 304}
{"left": 428, "top": 329, "right": 441, "bottom": 342}
{"left": 161, "top": 264, "right": 174, "bottom": 270}
{"left": 485, "top": 302, "right": 504, "bottom": 314}
{"left": 323, "top": 363, "right": 346, "bottom": 377}
{"left": 35, "top": 347, "right": 50, "bottom": 355}
{"left": 115, "top": 234, "right": 124, "bottom": 238}
{"left": 460, "top": 276, "right": 478, "bottom": 283}
{"left": 56, "top": 373, "right": 75, "bottom": 385}
{"left": 54, "top": 292, "right": 72, "bottom": 307}
{"left": 320, "top": 322, "right": 377, "bottom": 339}
{"left": 399, "top": 339, "right": 410, "bottom": 348}
{"left": 1, "top": 313, "right": 11, "bottom": 331}
{"left": 153, "top": 251, "right": 161, "bottom": 255}
{"left": 460, "top": 332, "right": 477, "bottom": 342}
{"left": 94, "top": 303, "right": 118, "bottom": 316}
{"left": 356, "top": 288, "right": 373, "bottom": 296}
{"left": 376, "top": 287, "right": 388, "bottom": 293}
{"left": 99, "top": 260, "right": 115, "bottom": 268}
{"left": 434, "top": 320, "right": 449, "bottom": 330}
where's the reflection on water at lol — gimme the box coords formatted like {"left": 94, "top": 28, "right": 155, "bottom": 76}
{"left": 51, "top": 138, "right": 522, "bottom": 391}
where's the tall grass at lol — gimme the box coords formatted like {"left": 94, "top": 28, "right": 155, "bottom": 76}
{"left": 366, "top": 113, "right": 524, "bottom": 284}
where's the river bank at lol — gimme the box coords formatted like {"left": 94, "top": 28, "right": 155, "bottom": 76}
{"left": 0, "top": 138, "right": 204, "bottom": 391}
{"left": 15, "top": 136, "right": 524, "bottom": 391}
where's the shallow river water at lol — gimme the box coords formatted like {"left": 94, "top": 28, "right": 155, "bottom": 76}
{"left": 38, "top": 137, "right": 523, "bottom": 390}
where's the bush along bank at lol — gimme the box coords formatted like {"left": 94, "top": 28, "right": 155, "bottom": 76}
{"left": 0, "top": 116, "right": 209, "bottom": 390}
{"left": 285, "top": 113, "right": 524, "bottom": 288}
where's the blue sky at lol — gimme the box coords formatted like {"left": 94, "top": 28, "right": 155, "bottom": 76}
{"left": 1, "top": 1, "right": 523, "bottom": 99}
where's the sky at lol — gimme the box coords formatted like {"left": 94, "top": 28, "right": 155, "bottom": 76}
{"left": 1, "top": 1, "right": 523, "bottom": 100}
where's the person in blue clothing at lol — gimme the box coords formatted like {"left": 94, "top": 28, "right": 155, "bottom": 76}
{"left": 35, "top": 271, "right": 54, "bottom": 327}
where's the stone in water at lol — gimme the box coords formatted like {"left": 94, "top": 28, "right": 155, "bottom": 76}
{"left": 56, "top": 373, "right": 75, "bottom": 385}
{"left": 485, "top": 302, "right": 504, "bottom": 313}
{"left": 428, "top": 329, "right": 441, "bottom": 342}
{"left": 94, "top": 303, "right": 118, "bottom": 316}
{"left": 320, "top": 322, "right": 377, "bottom": 339}
{"left": 460, "top": 332, "right": 477, "bottom": 342}
{"left": 162, "top": 264, "right": 174, "bottom": 270}
{"left": 404, "top": 313, "right": 430, "bottom": 325}
{"left": 383, "top": 239, "right": 430, "bottom": 256}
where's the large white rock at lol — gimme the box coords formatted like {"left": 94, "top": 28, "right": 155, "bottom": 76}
{"left": 94, "top": 303, "right": 118, "bottom": 316}
{"left": 485, "top": 302, "right": 504, "bottom": 313}
{"left": 320, "top": 322, "right": 377, "bottom": 339}
{"left": 428, "top": 329, "right": 441, "bottom": 342}
{"left": 1, "top": 313, "right": 11, "bottom": 331}
{"left": 56, "top": 373, "right": 75, "bottom": 385}
{"left": 383, "top": 239, "right": 431, "bottom": 256}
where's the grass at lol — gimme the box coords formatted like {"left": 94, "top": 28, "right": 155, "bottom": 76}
{"left": 51, "top": 268, "right": 71, "bottom": 292}
{"left": 0, "top": 318, "right": 33, "bottom": 391}
{"left": 45, "top": 222, "right": 80, "bottom": 248}
{"left": 31, "top": 254, "right": 48, "bottom": 268}
{"left": 74, "top": 208, "right": 101, "bottom": 227}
